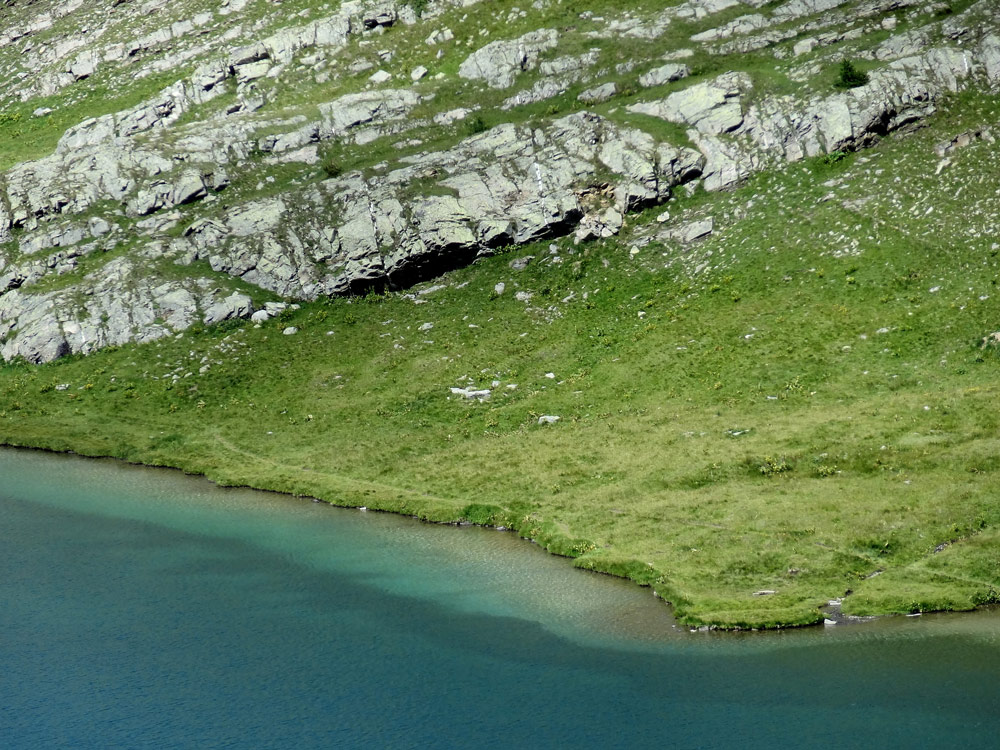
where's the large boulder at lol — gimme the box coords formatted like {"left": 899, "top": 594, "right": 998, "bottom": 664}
{"left": 628, "top": 72, "right": 751, "bottom": 135}
{"left": 639, "top": 63, "right": 691, "bottom": 88}
{"left": 458, "top": 29, "right": 559, "bottom": 88}
{"left": 203, "top": 293, "right": 255, "bottom": 326}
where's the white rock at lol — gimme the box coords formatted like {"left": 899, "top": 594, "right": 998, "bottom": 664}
{"left": 450, "top": 387, "right": 491, "bottom": 400}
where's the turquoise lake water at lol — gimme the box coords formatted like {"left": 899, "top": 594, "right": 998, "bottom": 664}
{"left": 2, "top": 447, "right": 999, "bottom": 748}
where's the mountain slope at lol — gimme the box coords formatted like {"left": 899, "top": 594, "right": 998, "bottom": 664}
{"left": 0, "top": 0, "right": 998, "bottom": 361}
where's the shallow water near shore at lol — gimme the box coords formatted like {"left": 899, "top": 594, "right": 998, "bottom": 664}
{"left": 2, "top": 447, "right": 999, "bottom": 748}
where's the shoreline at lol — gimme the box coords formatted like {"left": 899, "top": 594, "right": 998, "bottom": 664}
{"left": 1, "top": 439, "right": 988, "bottom": 633}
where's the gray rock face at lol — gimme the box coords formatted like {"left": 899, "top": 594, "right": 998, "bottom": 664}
{"left": 195, "top": 113, "right": 703, "bottom": 298}
{"left": 362, "top": 3, "right": 398, "bottom": 29}
{"left": 772, "top": 0, "right": 849, "bottom": 19}
{"left": 629, "top": 72, "right": 751, "bottom": 135}
{"left": 669, "top": 217, "right": 715, "bottom": 243}
{"left": 578, "top": 83, "right": 618, "bottom": 103}
{"left": 744, "top": 41, "right": 996, "bottom": 161}
{"left": 319, "top": 89, "right": 422, "bottom": 135}
{"left": 0, "top": 295, "right": 69, "bottom": 364}
{"left": 621, "top": 28, "right": 1000, "bottom": 198}
{"left": 0, "top": 257, "right": 245, "bottom": 363}
{"left": 691, "top": 14, "right": 772, "bottom": 43}
{"left": 458, "top": 29, "right": 559, "bottom": 88}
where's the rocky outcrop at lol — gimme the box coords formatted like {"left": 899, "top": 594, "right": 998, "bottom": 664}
{"left": 627, "top": 30, "right": 1000, "bottom": 193}
{"left": 1, "top": 0, "right": 999, "bottom": 362}
{"left": 0, "top": 258, "right": 254, "bottom": 363}
{"left": 193, "top": 113, "right": 704, "bottom": 297}
{"left": 629, "top": 72, "right": 751, "bottom": 135}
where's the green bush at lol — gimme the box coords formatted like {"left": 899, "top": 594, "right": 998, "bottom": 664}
{"left": 463, "top": 114, "right": 488, "bottom": 136}
{"left": 322, "top": 157, "right": 343, "bottom": 178}
{"left": 822, "top": 150, "right": 848, "bottom": 166}
{"left": 835, "top": 60, "right": 870, "bottom": 89}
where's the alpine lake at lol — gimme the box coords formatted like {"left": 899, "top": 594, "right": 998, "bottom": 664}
{"left": 2, "top": 447, "right": 998, "bottom": 748}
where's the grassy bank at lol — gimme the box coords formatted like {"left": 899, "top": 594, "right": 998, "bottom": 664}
{"left": 2, "top": 96, "right": 999, "bottom": 629}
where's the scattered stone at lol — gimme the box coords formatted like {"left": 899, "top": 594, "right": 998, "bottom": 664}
{"left": 537, "top": 415, "right": 560, "bottom": 425}
{"left": 980, "top": 332, "right": 1000, "bottom": 349}
{"left": 282, "top": 326, "right": 298, "bottom": 335}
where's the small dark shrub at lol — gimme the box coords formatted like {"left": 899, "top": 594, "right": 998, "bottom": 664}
{"left": 322, "top": 157, "right": 343, "bottom": 178}
{"left": 464, "top": 114, "right": 488, "bottom": 135}
{"left": 835, "top": 60, "right": 870, "bottom": 89}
